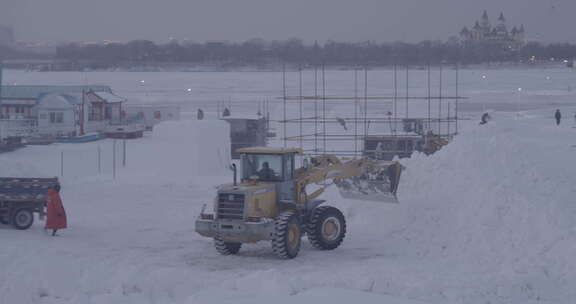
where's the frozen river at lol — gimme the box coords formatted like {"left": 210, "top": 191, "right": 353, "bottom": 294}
{"left": 4, "top": 66, "right": 576, "bottom": 116}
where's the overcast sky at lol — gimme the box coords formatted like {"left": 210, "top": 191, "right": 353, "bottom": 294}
{"left": 1, "top": 0, "right": 574, "bottom": 44}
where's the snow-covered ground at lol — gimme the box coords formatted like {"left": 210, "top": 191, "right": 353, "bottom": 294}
{"left": 1, "top": 68, "right": 576, "bottom": 304}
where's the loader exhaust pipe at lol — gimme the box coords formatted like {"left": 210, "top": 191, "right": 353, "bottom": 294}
{"left": 231, "top": 163, "right": 237, "bottom": 186}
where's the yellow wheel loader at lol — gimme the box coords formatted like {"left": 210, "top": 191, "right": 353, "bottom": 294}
{"left": 195, "top": 147, "right": 402, "bottom": 259}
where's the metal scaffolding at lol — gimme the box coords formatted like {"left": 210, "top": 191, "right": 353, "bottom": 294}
{"left": 279, "top": 64, "right": 464, "bottom": 159}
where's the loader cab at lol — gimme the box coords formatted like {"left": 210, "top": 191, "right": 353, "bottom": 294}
{"left": 237, "top": 147, "right": 301, "bottom": 183}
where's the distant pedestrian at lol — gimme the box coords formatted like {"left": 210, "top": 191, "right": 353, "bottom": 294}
{"left": 197, "top": 108, "right": 204, "bottom": 120}
{"left": 555, "top": 109, "right": 561, "bottom": 125}
{"left": 222, "top": 107, "right": 231, "bottom": 117}
{"left": 45, "top": 185, "right": 67, "bottom": 236}
{"left": 374, "top": 142, "right": 383, "bottom": 160}
{"left": 479, "top": 112, "right": 491, "bottom": 125}
{"left": 336, "top": 117, "right": 348, "bottom": 130}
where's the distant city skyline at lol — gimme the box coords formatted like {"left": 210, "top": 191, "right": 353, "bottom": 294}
{"left": 2, "top": 0, "right": 575, "bottom": 44}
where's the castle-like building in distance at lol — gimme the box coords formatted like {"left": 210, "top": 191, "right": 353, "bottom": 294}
{"left": 459, "top": 11, "right": 525, "bottom": 49}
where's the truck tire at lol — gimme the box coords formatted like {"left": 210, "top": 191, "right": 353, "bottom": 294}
{"left": 214, "top": 237, "right": 242, "bottom": 255}
{"left": 272, "top": 211, "right": 301, "bottom": 259}
{"left": 307, "top": 206, "right": 346, "bottom": 250}
{"left": 12, "top": 208, "right": 34, "bottom": 230}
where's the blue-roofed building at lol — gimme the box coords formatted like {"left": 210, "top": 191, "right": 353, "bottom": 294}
{"left": 0, "top": 85, "right": 111, "bottom": 119}
{"left": 0, "top": 85, "right": 126, "bottom": 137}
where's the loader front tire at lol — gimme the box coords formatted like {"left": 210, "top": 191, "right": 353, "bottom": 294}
{"left": 272, "top": 211, "right": 301, "bottom": 259}
{"left": 214, "top": 237, "right": 242, "bottom": 255}
{"left": 307, "top": 206, "right": 346, "bottom": 250}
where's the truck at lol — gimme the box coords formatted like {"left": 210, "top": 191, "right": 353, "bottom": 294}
{"left": 0, "top": 177, "right": 60, "bottom": 230}
{"left": 195, "top": 147, "right": 401, "bottom": 259}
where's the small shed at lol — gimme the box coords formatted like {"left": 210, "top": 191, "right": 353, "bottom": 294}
{"left": 402, "top": 118, "right": 426, "bottom": 135}
{"left": 123, "top": 105, "right": 180, "bottom": 131}
{"left": 364, "top": 135, "right": 424, "bottom": 161}
{"left": 221, "top": 115, "right": 268, "bottom": 159}
{"left": 364, "top": 132, "right": 449, "bottom": 161}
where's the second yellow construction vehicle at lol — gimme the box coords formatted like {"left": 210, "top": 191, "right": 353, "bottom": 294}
{"left": 195, "top": 147, "right": 402, "bottom": 259}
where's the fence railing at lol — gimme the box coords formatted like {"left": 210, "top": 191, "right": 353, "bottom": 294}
{"left": 0, "top": 119, "right": 38, "bottom": 138}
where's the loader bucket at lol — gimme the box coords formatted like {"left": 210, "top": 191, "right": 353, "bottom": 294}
{"left": 334, "top": 160, "right": 402, "bottom": 203}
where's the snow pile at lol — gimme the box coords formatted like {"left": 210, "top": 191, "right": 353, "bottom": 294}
{"left": 340, "top": 113, "right": 576, "bottom": 302}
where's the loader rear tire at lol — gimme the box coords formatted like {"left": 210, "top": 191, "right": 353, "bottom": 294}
{"left": 214, "top": 237, "right": 242, "bottom": 255}
{"left": 272, "top": 211, "right": 301, "bottom": 259}
{"left": 307, "top": 206, "right": 346, "bottom": 250}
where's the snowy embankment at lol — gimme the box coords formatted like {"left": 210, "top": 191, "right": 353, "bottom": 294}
{"left": 1, "top": 111, "right": 575, "bottom": 304}
{"left": 340, "top": 110, "right": 576, "bottom": 303}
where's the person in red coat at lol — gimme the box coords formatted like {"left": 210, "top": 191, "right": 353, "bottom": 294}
{"left": 45, "top": 185, "right": 67, "bottom": 236}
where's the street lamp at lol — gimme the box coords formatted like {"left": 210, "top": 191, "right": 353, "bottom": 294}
{"left": 516, "top": 87, "right": 522, "bottom": 119}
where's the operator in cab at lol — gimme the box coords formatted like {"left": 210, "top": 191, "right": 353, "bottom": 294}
{"left": 258, "top": 161, "right": 276, "bottom": 180}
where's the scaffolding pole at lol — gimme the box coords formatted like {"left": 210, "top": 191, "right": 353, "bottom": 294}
{"left": 456, "top": 63, "right": 460, "bottom": 135}
{"left": 282, "top": 63, "right": 287, "bottom": 148}
{"left": 354, "top": 68, "right": 359, "bottom": 155}
{"left": 405, "top": 66, "right": 409, "bottom": 119}
{"left": 314, "top": 66, "right": 318, "bottom": 152}
{"left": 0, "top": 61, "right": 3, "bottom": 109}
{"left": 438, "top": 64, "right": 443, "bottom": 135}
{"left": 299, "top": 66, "right": 303, "bottom": 150}
{"left": 393, "top": 64, "right": 398, "bottom": 135}
{"left": 322, "top": 64, "right": 327, "bottom": 154}
{"left": 364, "top": 68, "right": 368, "bottom": 139}
{"left": 427, "top": 63, "right": 431, "bottom": 131}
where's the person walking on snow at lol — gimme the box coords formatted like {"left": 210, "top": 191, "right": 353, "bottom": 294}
{"left": 480, "top": 112, "right": 491, "bottom": 125}
{"left": 45, "top": 185, "right": 67, "bottom": 236}
{"left": 555, "top": 109, "right": 561, "bottom": 125}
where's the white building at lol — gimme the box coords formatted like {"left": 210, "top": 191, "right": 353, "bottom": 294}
{"left": 0, "top": 85, "right": 126, "bottom": 137}
{"left": 36, "top": 94, "right": 76, "bottom": 136}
